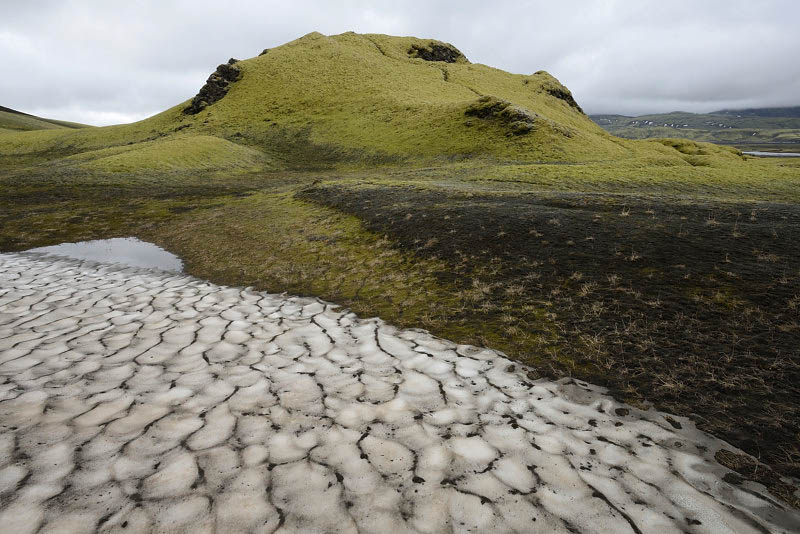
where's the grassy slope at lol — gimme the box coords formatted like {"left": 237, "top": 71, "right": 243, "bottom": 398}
{"left": 0, "top": 106, "right": 90, "bottom": 132}
{"left": 2, "top": 31, "right": 800, "bottom": 503}
{"left": 171, "top": 31, "right": 627, "bottom": 162}
{"left": 66, "top": 135, "right": 271, "bottom": 173}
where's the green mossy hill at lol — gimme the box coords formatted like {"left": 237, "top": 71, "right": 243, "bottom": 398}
{"left": 66, "top": 135, "right": 270, "bottom": 173}
{"left": 0, "top": 32, "right": 746, "bottom": 170}
{"left": 652, "top": 138, "right": 745, "bottom": 167}
{"left": 0, "top": 105, "right": 90, "bottom": 133}
{"left": 186, "top": 31, "right": 621, "bottom": 162}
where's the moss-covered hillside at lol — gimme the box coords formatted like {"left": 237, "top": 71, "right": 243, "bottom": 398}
{"left": 0, "top": 105, "right": 90, "bottom": 134}
{"left": 0, "top": 32, "right": 743, "bottom": 169}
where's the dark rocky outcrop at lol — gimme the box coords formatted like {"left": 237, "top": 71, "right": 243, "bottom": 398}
{"left": 545, "top": 87, "right": 584, "bottom": 114}
{"left": 465, "top": 96, "right": 538, "bottom": 135}
{"left": 525, "top": 71, "right": 585, "bottom": 114}
{"left": 183, "top": 59, "right": 242, "bottom": 115}
{"left": 259, "top": 48, "right": 269, "bottom": 56}
{"left": 408, "top": 42, "right": 468, "bottom": 63}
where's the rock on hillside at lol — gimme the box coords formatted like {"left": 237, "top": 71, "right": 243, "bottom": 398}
{"left": 408, "top": 40, "right": 469, "bottom": 63}
{"left": 184, "top": 59, "right": 242, "bottom": 115}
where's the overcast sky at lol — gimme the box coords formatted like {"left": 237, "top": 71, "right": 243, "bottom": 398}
{"left": 2, "top": 0, "right": 799, "bottom": 125}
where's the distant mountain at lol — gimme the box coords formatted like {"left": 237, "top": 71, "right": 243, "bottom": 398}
{"left": 0, "top": 105, "right": 90, "bottom": 132}
{"left": 590, "top": 107, "right": 800, "bottom": 150}
{"left": 712, "top": 106, "right": 800, "bottom": 118}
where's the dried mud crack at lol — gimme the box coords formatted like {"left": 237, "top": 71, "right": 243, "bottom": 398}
{"left": 0, "top": 253, "right": 798, "bottom": 533}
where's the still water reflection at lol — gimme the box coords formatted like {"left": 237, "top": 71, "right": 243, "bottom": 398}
{"left": 26, "top": 237, "right": 183, "bottom": 272}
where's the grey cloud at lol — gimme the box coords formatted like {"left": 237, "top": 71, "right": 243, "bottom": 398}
{"left": 2, "top": 0, "right": 798, "bottom": 125}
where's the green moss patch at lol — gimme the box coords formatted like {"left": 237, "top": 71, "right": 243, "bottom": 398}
{"left": 465, "top": 96, "right": 539, "bottom": 136}
{"left": 70, "top": 135, "right": 270, "bottom": 173}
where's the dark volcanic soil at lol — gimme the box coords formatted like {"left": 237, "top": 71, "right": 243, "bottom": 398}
{"left": 299, "top": 184, "right": 800, "bottom": 492}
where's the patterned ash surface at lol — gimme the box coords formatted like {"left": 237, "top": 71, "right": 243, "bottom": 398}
{"left": 0, "top": 253, "right": 798, "bottom": 533}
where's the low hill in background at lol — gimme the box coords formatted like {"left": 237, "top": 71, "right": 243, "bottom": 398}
{"left": 714, "top": 106, "right": 800, "bottom": 118}
{"left": 592, "top": 107, "right": 800, "bottom": 151}
{"left": 0, "top": 105, "right": 91, "bottom": 133}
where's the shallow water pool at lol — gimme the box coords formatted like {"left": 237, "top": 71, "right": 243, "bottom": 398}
{"left": 26, "top": 237, "right": 183, "bottom": 272}
{"left": 742, "top": 150, "right": 800, "bottom": 157}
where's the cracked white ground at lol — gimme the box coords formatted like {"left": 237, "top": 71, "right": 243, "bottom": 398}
{"left": 0, "top": 253, "right": 798, "bottom": 534}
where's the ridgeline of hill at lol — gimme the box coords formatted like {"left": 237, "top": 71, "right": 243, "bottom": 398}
{"left": 592, "top": 107, "right": 800, "bottom": 151}
{"left": 2, "top": 32, "right": 800, "bottom": 502}
{"left": 0, "top": 105, "right": 91, "bottom": 133}
{"left": 715, "top": 106, "right": 800, "bottom": 118}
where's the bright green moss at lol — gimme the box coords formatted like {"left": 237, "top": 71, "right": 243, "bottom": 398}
{"left": 0, "top": 109, "right": 90, "bottom": 132}
{"left": 71, "top": 135, "right": 272, "bottom": 173}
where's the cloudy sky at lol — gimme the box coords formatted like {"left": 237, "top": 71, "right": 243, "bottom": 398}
{"left": 2, "top": 0, "right": 799, "bottom": 125}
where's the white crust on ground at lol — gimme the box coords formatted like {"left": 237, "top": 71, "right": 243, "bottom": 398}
{"left": 0, "top": 253, "right": 798, "bottom": 533}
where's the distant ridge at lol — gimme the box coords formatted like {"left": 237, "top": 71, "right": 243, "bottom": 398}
{"left": 0, "top": 105, "right": 91, "bottom": 132}
{"left": 712, "top": 106, "right": 800, "bottom": 118}
{"left": 591, "top": 106, "right": 800, "bottom": 148}
{"left": 0, "top": 105, "right": 33, "bottom": 116}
